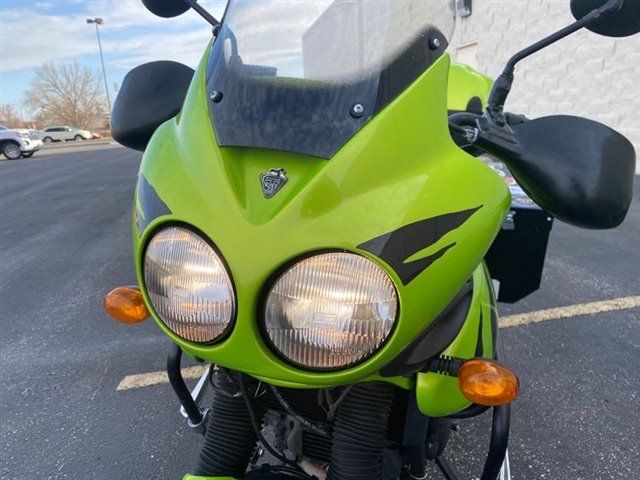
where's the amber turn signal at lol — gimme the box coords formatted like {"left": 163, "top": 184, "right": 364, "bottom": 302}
{"left": 104, "top": 286, "right": 150, "bottom": 324}
{"left": 458, "top": 359, "right": 519, "bottom": 406}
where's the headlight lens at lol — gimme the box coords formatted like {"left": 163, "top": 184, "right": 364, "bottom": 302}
{"left": 264, "top": 253, "right": 398, "bottom": 370}
{"left": 143, "top": 226, "right": 235, "bottom": 343}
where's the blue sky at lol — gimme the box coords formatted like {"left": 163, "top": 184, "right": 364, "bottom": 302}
{"left": 0, "top": 0, "right": 226, "bottom": 117}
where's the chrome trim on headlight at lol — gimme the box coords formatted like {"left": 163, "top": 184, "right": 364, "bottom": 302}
{"left": 143, "top": 225, "right": 236, "bottom": 343}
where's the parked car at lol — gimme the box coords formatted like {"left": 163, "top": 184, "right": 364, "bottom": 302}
{"left": 41, "top": 126, "right": 92, "bottom": 143}
{"left": 92, "top": 132, "right": 102, "bottom": 139}
{"left": 28, "top": 129, "right": 41, "bottom": 141}
{"left": 0, "top": 124, "right": 42, "bottom": 159}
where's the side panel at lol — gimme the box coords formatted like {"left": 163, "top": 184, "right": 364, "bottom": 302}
{"left": 447, "top": 62, "right": 493, "bottom": 112}
{"left": 416, "top": 264, "right": 497, "bottom": 417}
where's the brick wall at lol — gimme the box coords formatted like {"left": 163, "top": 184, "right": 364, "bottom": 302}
{"left": 449, "top": 0, "right": 640, "bottom": 173}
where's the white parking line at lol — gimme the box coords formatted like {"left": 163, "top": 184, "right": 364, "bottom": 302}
{"left": 499, "top": 295, "right": 640, "bottom": 328}
{"left": 116, "top": 365, "right": 206, "bottom": 391}
{"left": 115, "top": 295, "right": 640, "bottom": 391}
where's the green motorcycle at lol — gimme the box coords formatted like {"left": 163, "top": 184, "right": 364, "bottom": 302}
{"left": 104, "top": 0, "right": 639, "bottom": 478}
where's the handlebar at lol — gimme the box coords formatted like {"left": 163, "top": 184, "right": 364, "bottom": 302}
{"left": 448, "top": 111, "right": 530, "bottom": 156}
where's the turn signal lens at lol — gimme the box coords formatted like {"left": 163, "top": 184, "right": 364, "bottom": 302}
{"left": 104, "top": 286, "right": 150, "bottom": 324}
{"left": 458, "top": 359, "right": 519, "bottom": 406}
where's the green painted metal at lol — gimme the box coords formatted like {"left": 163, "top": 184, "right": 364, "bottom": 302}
{"left": 132, "top": 50, "right": 509, "bottom": 392}
{"left": 447, "top": 62, "right": 494, "bottom": 111}
{"left": 415, "top": 265, "right": 496, "bottom": 417}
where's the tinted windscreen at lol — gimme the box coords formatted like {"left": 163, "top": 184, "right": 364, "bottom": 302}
{"left": 206, "top": 0, "right": 455, "bottom": 158}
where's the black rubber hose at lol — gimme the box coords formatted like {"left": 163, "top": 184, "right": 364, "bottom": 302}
{"left": 238, "top": 375, "right": 295, "bottom": 467}
{"left": 326, "top": 382, "right": 396, "bottom": 480}
{"left": 195, "top": 371, "right": 264, "bottom": 477}
{"left": 167, "top": 344, "right": 202, "bottom": 426}
{"left": 269, "top": 385, "right": 331, "bottom": 438}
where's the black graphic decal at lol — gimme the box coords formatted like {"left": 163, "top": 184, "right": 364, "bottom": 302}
{"left": 358, "top": 206, "right": 482, "bottom": 285}
{"left": 475, "top": 310, "right": 484, "bottom": 357}
{"left": 136, "top": 175, "right": 171, "bottom": 234}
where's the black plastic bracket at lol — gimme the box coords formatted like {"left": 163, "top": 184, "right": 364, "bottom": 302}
{"left": 381, "top": 282, "right": 473, "bottom": 377}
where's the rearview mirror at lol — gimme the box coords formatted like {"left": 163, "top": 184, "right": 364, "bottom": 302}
{"left": 475, "top": 115, "right": 636, "bottom": 229}
{"left": 141, "top": 0, "right": 190, "bottom": 18}
{"left": 571, "top": 0, "right": 640, "bottom": 37}
{"left": 111, "top": 61, "right": 195, "bottom": 151}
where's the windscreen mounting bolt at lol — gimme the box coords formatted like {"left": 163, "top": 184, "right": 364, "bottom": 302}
{"left": 209, "top": 90, "right": 223, "bottom": 103}
{"left": 429, "top": 38, "right": 441, "bottom": 50}
{"left": 350, "top": 103, "right": 365, "bottom": 118}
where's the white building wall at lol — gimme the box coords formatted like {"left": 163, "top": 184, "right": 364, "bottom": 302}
{"left": 449, "top": 0, "right": 640, "bottom": 173}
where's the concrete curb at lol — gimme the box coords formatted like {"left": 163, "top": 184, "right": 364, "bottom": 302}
{"left": 42, "top": 139, "right": 115, "bottom": 150}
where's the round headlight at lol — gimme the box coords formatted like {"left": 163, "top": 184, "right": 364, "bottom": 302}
{"left": 264, "top": 252, "right": 398, "bottom": 370}
{"left": 143, "top": 226, "right": 235, "bottom": 343}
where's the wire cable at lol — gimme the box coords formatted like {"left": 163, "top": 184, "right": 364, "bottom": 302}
{"left": 269, "top": 385, "right": 331, "bottom": 438}
{"left": 238, "top": 373, "right": 307, "bottom": 473}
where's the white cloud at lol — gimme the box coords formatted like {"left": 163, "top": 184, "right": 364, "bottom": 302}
{"left": 33, "top": 2, "right": 55, "bottom": 10}
{"left": 104, "top": 30, "right": 214, "bottom": 69}
{"left": 0, "top": 0, "right": 226, "bottom": 72}
{"left": 1, "top": 10, "right": 95, "bottom": 71}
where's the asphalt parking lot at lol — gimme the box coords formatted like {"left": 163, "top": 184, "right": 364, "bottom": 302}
{"left": 1, "top": 147, "right": 638, "bottom": 479}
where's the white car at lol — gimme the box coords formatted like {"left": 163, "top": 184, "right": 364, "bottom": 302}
{"left": 41, "top": 126, "right": 92, "bottom": 143}
{"left": 0, "top": 124, "right": 43, "bottom": 159}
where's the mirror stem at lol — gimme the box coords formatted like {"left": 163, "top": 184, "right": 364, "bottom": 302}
{"left": 487, "top": 0, "right": 624, "bottom": 123}
{"left": 183, "top": 0, "right": 220, "bottom": 27}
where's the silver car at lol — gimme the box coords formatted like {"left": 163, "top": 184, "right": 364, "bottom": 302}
{"left": 41, "top": 126, "right": 92, "bottom": 143}
{"left": 0, "top": 124, "right": 43, "bottom": 159}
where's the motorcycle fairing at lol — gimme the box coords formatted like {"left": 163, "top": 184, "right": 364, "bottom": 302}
{"left": 135, "top": 174, "right": 171, "bottom": 234}
{"left": 132, "top": 48, "right": 510, "bottom": 389}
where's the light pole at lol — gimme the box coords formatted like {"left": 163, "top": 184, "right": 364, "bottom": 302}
{"left": 86, "top": 17, "right": 112, "bottom": 116}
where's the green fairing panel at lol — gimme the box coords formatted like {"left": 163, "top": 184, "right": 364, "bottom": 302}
{"left": 133, "top": 49, "right": 510, "bottom": 389}
{"left": 447, "top": 62, "right": 493, "bottom": 111}
{"left": 416, "top": 265, "right": 496, "bottom": 417}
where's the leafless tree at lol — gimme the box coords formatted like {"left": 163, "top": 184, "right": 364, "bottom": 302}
{"left": 24, "top": 62, "right": 107, "bottom": 129}
{"left": 0, "top": 104, "right": 24, "bottom": 128}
